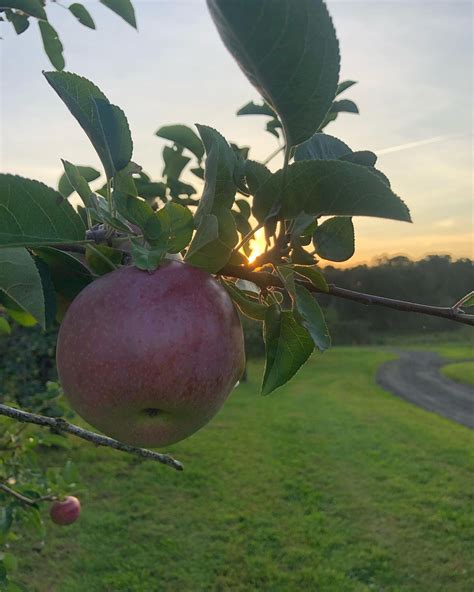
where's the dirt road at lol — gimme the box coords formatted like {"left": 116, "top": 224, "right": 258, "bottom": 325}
{"left": 377, "top": 351, "right": 474, "bottom": 429}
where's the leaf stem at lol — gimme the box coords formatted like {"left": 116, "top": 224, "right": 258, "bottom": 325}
{"left": 234, "top": 222, "right": 264, "bottom": 252}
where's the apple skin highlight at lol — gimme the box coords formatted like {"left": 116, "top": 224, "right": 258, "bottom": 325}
{"left": 56, "top": 261, "right": 246, "bottom": 447}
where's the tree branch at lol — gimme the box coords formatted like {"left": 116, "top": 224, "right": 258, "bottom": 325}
{"left": 220, "top": 264, "right": 474, "bottom": 327}
{"left": 0, "top": 483, "right": 56, "bottom": 506}
{"left": 0, "top": 404, "right": 183, "bottom": 471}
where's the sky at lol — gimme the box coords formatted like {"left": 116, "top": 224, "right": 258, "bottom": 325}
{"left": 1, "top": 0, "right": 472, "bottom": 266}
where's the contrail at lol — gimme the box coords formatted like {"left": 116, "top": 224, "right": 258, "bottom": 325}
{"left": 375, "top": 133, "right": 468, "bottom": 156}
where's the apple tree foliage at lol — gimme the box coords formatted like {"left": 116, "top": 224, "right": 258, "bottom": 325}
{"left": 0, "top": 0, "right": 136, "bottom": 70}
{"left": 1, "top": 1, "right": 472, "bottom": 586}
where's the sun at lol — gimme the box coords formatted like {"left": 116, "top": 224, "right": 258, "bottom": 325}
{"left": 247, "top": 227, "right": 267, "bottom": 264}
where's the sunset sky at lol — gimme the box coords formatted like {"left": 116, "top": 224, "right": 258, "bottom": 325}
{"left": 1, "top": 0, "right": 472, "bottom": 265}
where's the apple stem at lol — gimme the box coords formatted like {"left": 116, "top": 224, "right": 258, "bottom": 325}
{"left": 0, "top": 404, "right": 184, "bottom": 472}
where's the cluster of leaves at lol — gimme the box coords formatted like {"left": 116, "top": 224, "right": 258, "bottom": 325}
{"left": 0, "top": 0, "right": 136, "bottom": 70}
{"left": 0, "top": 0, "right": 416, "bottom": 398}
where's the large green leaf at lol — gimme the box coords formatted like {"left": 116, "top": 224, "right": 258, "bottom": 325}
{"left": 313, "top": 216, "right": 355, "bottom": 262}
{"left": 194, "top": 125, "right": 237, "bottom": 223}
{"left": 253, "top": 160, "right": 411, "bottom": 223}
{"left": 94, "top": 99, "right": 133, "bottom": 174}
{"left": 186, "top": 208, "right": 237, "bottom": 273}
{"left": 207, "top": 0, "right": 340, "bottom": 147}
{"left": 34, "top": 247, "right": 92, "bottom": 301}
{"left": 99, "top": 0, "right": 136, "bottom": 28}
{"left": 69, "top": 3, "right": 95, "bottom": 29}
{"left": 0, "top": 0, "right": 46, "bottom": 19}
{"left": 0, "top": 248, "right": 45, "bottom": 328}
{"left": 262, "top": 305, "right": 314, "bottom": 395}
{"left": 58, "top": 163, "right": 100, "bottom": 199}
{"left": 38, "top": 21, "right": 64, "bottom": 71}
{"left": 294, "top": 283, "right": 330, "bottom": 351}
{"left": 294, "top": 133, "right": 351, "bottom": 162}
{"left": 155, "top": 125, "right": 204, "bottom": 160}
{"left": 0, "top": 174, "right": 85, "bottom": 248}
{"left": 44, "top": 72, "right": 132, "bottom": 178}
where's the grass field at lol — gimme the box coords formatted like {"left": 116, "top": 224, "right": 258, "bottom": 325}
{"left": 16, "top": 345, "right": 474, "bottom": 592}
{"left": 441, "top": 362, "right": 474, "bottom": 387}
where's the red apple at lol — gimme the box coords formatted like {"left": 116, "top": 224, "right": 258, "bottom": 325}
{"left": 50, "top": 496, "right": 81, "bottom": 526}
{"left": 56, "top": 261, "right": 245, "bottom": 447}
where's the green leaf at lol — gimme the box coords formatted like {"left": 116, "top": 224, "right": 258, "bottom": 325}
{"left": 2, "top": 552, "right": 17, "bottom": 572}
{"left": 94, "top": 99, "right": 133, "bottom": 175}
{"left": 0, "top": 174, "right": 85, "bottom": 248}
{"left": 207, "top": 0, "right": 340, "bottom": 147}
{"left": 135, "top": 179, "right": 166, "bottom": 201}
{"left": 336, "top": 80, "right": 357, "bottom": 95}
{"left": 0, "top": 317, "right": 11, "bottom": 335}
{"left": 313, "top": 216, "right": 355, "bottom": 262}
{"left": 458, "top": 291, "right": 474, "bottom": 309}
{"left": 185, "top": 214, "right": 218, "bottom": 259}
{"left": 5, "top": 9, "right": 29, "bottom": 34}
{"left": 85, "top": 244, "right": 121, "bottom": 275}
{"left": 253, "top": 161, "right": 411, "bottom": 223}
{"left": 58, "top": 163, "right": 100, "bottom": 199}
{"left": 294, "top": 133, "right": 352, "bottom": 162}
{"left": 0, "top": 248, "right": 45, "bottom": 328}
{"left": 262, "top": 305, "right": 314, "bottom": 395}
{"left": 222, "top": 280, "right": 267, "bottom": 321}
{"left": 330, "top": 99, "right": 359, "bottom": 114}
{"left": 287, "top": 264, "right": 328, "bottom": 292}
{"left": 114, "top": 192, "right": 154, "bottom": 230}
{"left": 294, "top": 283, "right": 330, "bottom": 351}
{"left": 266, "top": 119, "right": 282, "bottom": 139}
{"left": 244, "top": 160, "right": 271, "bottom": 195}
{"left": 34, "top": 256, "right": 57, "bottom": 329}
{"left": 339, "top": 150, "right": 377, "bottom": 167}
{"left": 38, "top": 21, "right": 64, "bottom": 71}
{"left": 44, "top": 72, "right": 132, "bottom": 178}
{"left": 130, "top": 242, "right": 166, "bottom": 271}
{"left": 186, "top": 208, "right": 237, "bottom": 273}
{"left": 155, "top": 125, "right": 204, "bottom": 160}
{"left": 69, "top": 3, "right": 95, "bottom": 28}
{"left": 34, "top": 247, "right": 92, "bottom": 301}
{"left": 156, "top": 203, "right": 194, "bottom": 253}
{"left": 236, "top": 101, "right": 276, "bottom": 118}
{"left": 99, "top": 0, "right": 136, "bottom": 28}
{"left": 194, "top": 125, "right": 237, "bottom": 223}
{"left": 235, "top": 199, "right": 251, "bottom": 219}
{"left": 162, "top": 146, "right": 190, "bottom": 180}
{"left": 0, "top": 0, "right": 46, "bottom": 19}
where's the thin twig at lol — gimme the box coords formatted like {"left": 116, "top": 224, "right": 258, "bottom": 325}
{"left": 0, "top": 404, "right": 183, "bottom": 471}
{"left": 220, "top": 264, "right": 474, "bottom": 327}
{"left": 0, "top": 483, "right": 56, "bottom": 506}
{"left": 262, "top": 145, "right": 284, "bottom": 166}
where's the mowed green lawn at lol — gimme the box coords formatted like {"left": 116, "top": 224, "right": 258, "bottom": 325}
{"left": 17, "top": 345, "right": 474, "bottom": 592}
{"left": 441, "top": 362, "right": 474, "bottom": 387}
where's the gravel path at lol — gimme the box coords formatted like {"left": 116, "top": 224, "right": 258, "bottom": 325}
{"left": 376, "top": 351, "right": 474, "bottom": 429}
